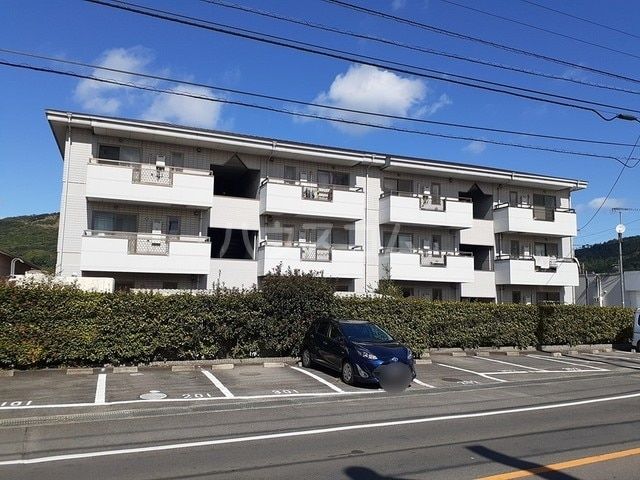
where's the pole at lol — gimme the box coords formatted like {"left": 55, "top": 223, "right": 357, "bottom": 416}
{"left": 618, "top": 232, "right": 626, "bottom": 307}
{"left": 9, "top": 258, "right": 24, "bottom": 278}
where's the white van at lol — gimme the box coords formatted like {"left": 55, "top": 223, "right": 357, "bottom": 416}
{"left": 634, "top": 308, "right": 640, "bottom": 352}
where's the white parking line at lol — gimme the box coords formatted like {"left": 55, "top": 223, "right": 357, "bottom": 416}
{"left": 94, "top": 374, "right": 106, "bottom": 404}
{"left": 413, "top": 379, "right": 436, "bottom": 388}
{"left": 436, "top": 363, "right": 507, "bottom": 383}
{"left": 290, "top": 366, "right": 345, "bottom": 393}
{"left": 528, "top": 355, "right": 608, "bottom": 371}
{"left": 583, "top": 353, "right": 639, "bottom": 361}
{"left": 474, "top": 356, "right": 543, "bottom": 371}
{"left": 5, "top": 391, "right": 640, "bottom": 466}
{"left": 201, "top": 370, "right": 234, "bottom": 398}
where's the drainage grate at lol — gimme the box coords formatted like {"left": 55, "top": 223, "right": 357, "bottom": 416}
{"left": 139, "top": 390, "right": 167, "bottom": 400}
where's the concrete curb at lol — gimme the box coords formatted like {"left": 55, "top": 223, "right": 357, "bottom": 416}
{"left": 263, "top": 362, "right": 285, "bottom": 368}
{"left": 113, "top": 366, "right": 138, "bottom": 374}
{"left": 66, "top": 368, "right": 94, "bottom": 375}
{"left": 0, "top": 370, "right": 14, "bottom": 377}
{"left": 211, "top": 364, "right": 234, "bottom": 370}
{"left": 539, "top": 344, "right": 613, "bottom": 354}
{"left": 415, "top": 359, "right": 432, "bottom": 365}
{"left": 171, "top": 365, "right": 195, "bottom": 372}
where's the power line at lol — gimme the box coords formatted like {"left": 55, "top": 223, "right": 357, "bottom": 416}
{"left": 578, "top": 131, "right": 640, "bottom": 231}
{"left": 437, "top": 0, "right": 640, "bottom": 61}
{"left": 520, "top": 0, "right": 640, "bottom": 41}
{"left": 81, "top": 0, "right": 640, "bottom": 119}
{"left": 3, "top": 58, "right": 640, "bottom": 165}
{"left": 3, "top": 47, "right": 638, "bottom": 150}
{"left": 577, "top": 218, "right": 640, "bottom": 242}
{"left": 199, "top": 0, "right": 640, "bottom": 97}
{"left": 321, "top": 0, "right": 640, "bottom": 87}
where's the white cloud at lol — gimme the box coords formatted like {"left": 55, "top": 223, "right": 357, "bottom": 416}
{"left": 309, "top": 64, "right": 436, "bottom": 134}
{"left": 142, "top": 85, "right": 222, "bottom": 129}
{"left": 74, "top": 46, "right": 155, "bottom": 114}
{"left": 463, "top": 140, "right": 486, "bottom": 154}
{"left": 391, "top": 0, "right": 407, "bottom": 10}
{"left": 588, "top": 197, "right": 625, "bottom": 209}
{"left": 415, "top": 93, "right": 452, "bottom": 117}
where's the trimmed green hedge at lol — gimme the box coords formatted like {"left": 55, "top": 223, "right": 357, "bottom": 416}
{"left": 0, "top": 279, "right": 633, "bottom": 368}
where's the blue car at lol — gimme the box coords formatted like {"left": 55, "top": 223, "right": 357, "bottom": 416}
{"left": 301, "top": 319, "right": 416, "bottom": 386}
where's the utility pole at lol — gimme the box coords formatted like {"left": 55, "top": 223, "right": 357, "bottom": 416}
{"left": 611, "top": 207, "right": 640, "bottom": 307}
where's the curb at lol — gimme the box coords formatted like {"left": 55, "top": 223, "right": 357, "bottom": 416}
{"left": 211, "top": 364, "right": 234, "bottom": 370}
{"left": 113, "top": 366, "right": 138, "bottom": 374}
{"left": 171, "top": 365, "right": 195, "bottom": 372}
{"left": 263, "top": 362, "right": 285, "bottom": 368}
{"left": 0, "top": 370, "right": 14, "bottom": 377}
{"left": 415, "top": 359, "right": 432, "bottom": 365}
{"left": 66, "top": 368, "right": 94, "bottom": 375}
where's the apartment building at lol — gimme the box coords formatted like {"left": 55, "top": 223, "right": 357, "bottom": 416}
{"left": 47, "top": 110, "right": 586, "bottom": 303}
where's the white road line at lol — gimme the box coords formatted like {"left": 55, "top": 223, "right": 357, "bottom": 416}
{"left": 583, "top": 353, "right": 640, "bottom": 361}
{"left": 485, "top": 370, "right": 603, "bottom": 375}
{"left": 94, "top": 374, "right": 106, "bottom": 405}
{"left": 413, "top": 379, "right": 436, "bottom": 388}
{"left": 528, "top": 355, "right": 608, "bottom": 371}
{"left": 290, "top": 366, "right": 345, "bottom": 393}
{"left": 3, "top": 391, "right": 640, "bottom": 466}
{"left": 474, "top": 356, "right": 543, "bottom": 371}
{"left": 201, "top": 370, "right": 234, "bottom": 398}
{"left": 436, "top": 363, "right": 507, "bottom": 383}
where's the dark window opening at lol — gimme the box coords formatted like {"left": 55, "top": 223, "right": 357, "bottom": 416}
{"left": 211, "top": 155, "right": 260, "bottom": 198}
{"left": 209, "top": 228, "right": 257, "bottom": 259}
{"left": 533, "top": 194, "right": 557, "bottom": 221}
{"left": 432, "top": 288, "right": 443, "bottom": 301}
{"left": 98, "top": 145, "right": 141, "bottom": 163}
{"left": 162, "top": 281, "right": 178, "bottom": 290}
{"left": 92, "top": 211, "right": 137, "bottom": 232}
{"left": 512, "top": 291, "right": 522, "bottom": 304}
{"left": 115, "top": 281, "right": 134, "bottom": 292}
{"left": 537, "top": 291, "right": 561, "bottom": 304}
{"left": 401, "top": 287, "right": 414, "bottom": 298}
{"left": 460, "top": 244, "right": 492, "bottom": 271}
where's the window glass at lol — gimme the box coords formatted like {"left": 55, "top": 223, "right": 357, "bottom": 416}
{"left": 332, "top": 171, "right": 349, "bottom": 186}
{"left": 120, "top": 146, "right": 141, "bottom": 162}
{"left": 92, "top": 211, "right": 114, "bottom": 231}
{"left": 547, "top": 243, "right": 558, "bottom": 257}
{"left": 509, "top": 191, "right": 518, "bottom": 207}
{"left": 284, "top": 165, "right": 297, "bottom": 182}
{"left": 510, "top": 240, "right": 520, "bottom": 258}
{"left": 328, "top": 324, "right": 342, "bottom": 340}
{"left": 432, "top": 288, "right": 443, "bottom": 301}
{"left": 98, "top": 145, "right": 120, "bottom": 160}
{"left": 339, "top": 322, "right": 394, "bottom": 342}
{"left": 383, "top": 178, "right": 398, "bottom": 194}
{"left": 432, "top": 235, "right": 442, "bottom": 255}
{"left": 398, "top": 233, "right": 413, "bottom": 252}
{"left": 512, "top": 291, "right": 522, "bottom": 304}
{"left": 162, "top": 281, "right": 178, "bottom": 290}
{"left": 332, "top": 227, "right": 349, "bottom": 246}
{"left": 167, "top": 217, "right": 181, "bottom": 236}
{"left": 92, "top": 212, "right": 137, "bottom": 232}
{"left": 171, "top": 152, "right": 184, "bottom": 168}
{"left": 116, "top": 214, "right": 137, "bottom": 232}
{"left": 317, "top": 170, "right": 331, "bottom": 185}
{"left": 534, "top": 242, "right": 546, "bottom": 256}
{"left": 397, "top": 179, "right": 412, "bottom": 193}
{"left": 316, "top": 322, "right": 330, "bottom": 337}
{"left": 431, "top": 183, "right": 441, "bottom": 204}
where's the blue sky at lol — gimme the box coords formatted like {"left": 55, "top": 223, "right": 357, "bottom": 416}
{"left": 1, "top": 0, "right": 640, "bottom": 246}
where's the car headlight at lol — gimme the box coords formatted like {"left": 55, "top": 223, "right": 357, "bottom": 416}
{"left": 406, "top": 348, "right": 413, "bottom": 360}
{"left": 357, "top": 349, "right": 378, "bottom": 360}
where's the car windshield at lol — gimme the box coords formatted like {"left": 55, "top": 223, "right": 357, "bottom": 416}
{"left": 339, "top": 322, "right": 394, "bottom": 343}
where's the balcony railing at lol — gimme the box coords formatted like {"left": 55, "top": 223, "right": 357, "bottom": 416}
{"left": 493, "top": 202, "right": 575, "bottom": 222}
{"left": 259, "top": 239, "right": 362, "bottom": 263}
{"left": 89, "top": 158, "right": 213, "bottom": 187}
{"left": 83, "top": 230, "right": 210, "bottom": 256}
{"left": 380, "top": 190, "right": 471, "bottom": 212}
{"left": 379, "top": 247, "right": 473, "bottom": 267}
{"left": 260, "top": 177, "right": 363, "bottom": 202}
{"left": 495, "top": 254, "right": 573, "bottom": 271}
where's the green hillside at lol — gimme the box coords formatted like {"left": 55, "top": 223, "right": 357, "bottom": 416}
{"left": 0, "top": 213, "right": 59, "bottom": 272}
{"left": 576, "top": 235, "right": 640, "bottom": 273}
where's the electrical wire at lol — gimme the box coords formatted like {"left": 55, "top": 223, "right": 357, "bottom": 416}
{"left": 198, "top": 0, "right": 640, "bottom": 97}
{"left": 2, "top": 47, "right": 638, "bottom": 149}
{"left": 81, "top": 0, "right": 640, "bottom": 119}
{"left": 578, "top": 130, "right": 640, "bottom": 231}
{"left": 437, "top": 0, "right": 640, "bottom": 61}
{"left": 3, "top": 58, "right": 640, "bottom": 165}
{"left": 576, "top": 217, "right": 640, "bottom": 241}
{"left": 321, "top": 0, "right": 640, "bottom": 86}
{"left": 520, "top": 0, "right": 640, "bottom": 41}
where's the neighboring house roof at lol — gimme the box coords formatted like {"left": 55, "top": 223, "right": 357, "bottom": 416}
{"left": 0, "top": 250, "right": 41, "bottom": 271}
{"left": 46, "top": 109, "right": 588, "bottom": 192}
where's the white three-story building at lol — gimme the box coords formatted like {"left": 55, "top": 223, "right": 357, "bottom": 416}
{"left": 47, "top": 110, "right": 587, "bottom": 303}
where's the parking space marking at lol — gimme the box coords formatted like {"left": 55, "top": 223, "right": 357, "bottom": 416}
{"left": 94, "top": 374, "right": 106, "bottom": 404}
{"left": 528, "top": 355, "right": 608, "bottom": 371}
{"left": 413, "top": 379, "right": 436, "bottom": 388}
{"left": 474, "top": 356, "right": 543, "bottom": 371}
{"left": 201, "top": 370, "right": 234, "bottom": 398}
{"left": 290, "top": 366, "right": 345, "bottom": 393}
{"left": 436, "top": 363, "right": 507, "bottom": 383}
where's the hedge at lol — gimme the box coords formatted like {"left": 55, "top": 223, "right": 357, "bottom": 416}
{"left": 0, "top": 278, "right": 633, "bottom": 368}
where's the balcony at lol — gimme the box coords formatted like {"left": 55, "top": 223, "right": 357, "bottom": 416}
{"left": 86, "top": 158, "right": 213, "bottom": 208}
{"left": 211, "top": 196, "right": 260, "bottom": 230}
{"left": 379, "top": 249, "right": 474, "bottom": 283}
{"left": 257, "top": 241, "right": 365, "bottom": 278}
{"left": 461, "top": 271, "right": 497, "bottom": 298}
{"left": 379, "top": 192, "right": 473, "bottom": 228}
{"left": 493, "top": 203, "right": 577, "bottom": 237}
{"left": 494, "top": 255, "right": 579, "bottom": 286}
{"left": 259, "top": 178, "right": 365, "bottom": 220}
{"left": 81, "top": 230, "right": 210, "bottom": 275}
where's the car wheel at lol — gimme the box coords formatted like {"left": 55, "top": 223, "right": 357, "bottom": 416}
{"left": 301, "top": 349, "right": 313, "bottom": 368}
{"left": 341, "top": 361, "right": 355, "bottom": 385}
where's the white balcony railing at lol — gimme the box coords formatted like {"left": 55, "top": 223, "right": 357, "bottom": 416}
{"left": 379, "top": 249, "right": 475, "bottom": 283}
{"left": 494, "top": 255, "right": 579, "bottom": 286}
{"left": 259, "top": 178, "right": 365, "bottom": 220}
{"left": 81, "top": 230, "right": 210, "bottom": 274}
{"left": 379, "top": 192, "right": 473, "bottom": 228}
{"left": 86, "top": 158, "right": 214, "bottom": 208}
{"left": 257, "top": 240, "right": 365, "bottom": 278}
{"left": 493, "top": 203, "right": 577, "bottom": 237}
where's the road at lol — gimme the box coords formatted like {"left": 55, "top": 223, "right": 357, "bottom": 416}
{"left": 1, "top": 351, "right": 639, "bottom": 479}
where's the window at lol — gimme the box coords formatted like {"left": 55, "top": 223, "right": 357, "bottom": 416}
{"left": 512, "top": 291, "right": 522, "bottom": 304}
{"left": 533, "top": 194, "right": 556, "bottom": 221}
{"left": 431, "top": 183, "right": 442, "bottom": 205}
{"left": 167, "top": 217, "right": 181, "bottom": 236}
{"left": 162, "top": 281, "right": 178, "bottom": 290}
{"left": 332, "top": 171, "right": 349, "bottom": 186}
{"left": 328, "top": 324, "right": 342, "bottom": 341}
{"left": 509, "top": 191, "right": 518, "bottom": 207}
{"left": 398, "top": 233, "right": 413, "bottom": 252}
{"left": 536, "top": 291, "right": 561, "bottom": 304}
{"left": 115, "top": 281, "right": 134, "bottom": 292}
{"left": 401, "top": 287, "right": 414, "bottom": 298}
{"left": 432, "top": 288, "right": 443, "bottom": 301}
{"left": 534, "top": 242, "right": 559, "bottom": 257}
{"left": 332, "top": 227, "right": 349, "bottom": 246}
{"left": 284, "top": 165, "right": 297, "bottom": 183}
{"left": 317, "top": 170, "right": 349, "bottom": 186}
{"left": 431, "top": 235, "right": 442, "bottom": 255}
{"left": 510, "top": 240, "right": 520, "bottom": 259}
{"left": 98, "top": 145, "right": 141, "bottom": 162}
{"left": 383, "top": 178, "right": 412, "bottom": 194}
{"left": 283, "top": 224, "right": 296, "bottom": 246}
{"left": 317, "top": 170, "right": 332, "bottom": 186}
{"left": 316, "top": 322, "right": 330, "bottom": 337}
{"left": 92, "top": 211, "right": 137, "bottom": 232}
{"left": 170, "top": 152, "right": 184, "bottom": 169}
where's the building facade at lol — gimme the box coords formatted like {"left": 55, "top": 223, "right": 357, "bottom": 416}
{"left": 47, "top": 110, "right": 586, "bottom": 303}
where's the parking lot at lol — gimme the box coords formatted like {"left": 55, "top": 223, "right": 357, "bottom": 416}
{"left": 0, "top": 351, "right": 635, "bottom": 412}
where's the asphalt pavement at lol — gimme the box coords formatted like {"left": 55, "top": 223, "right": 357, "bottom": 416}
{"left": 1, "top": 351, "right": 639, "bottom": 479}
